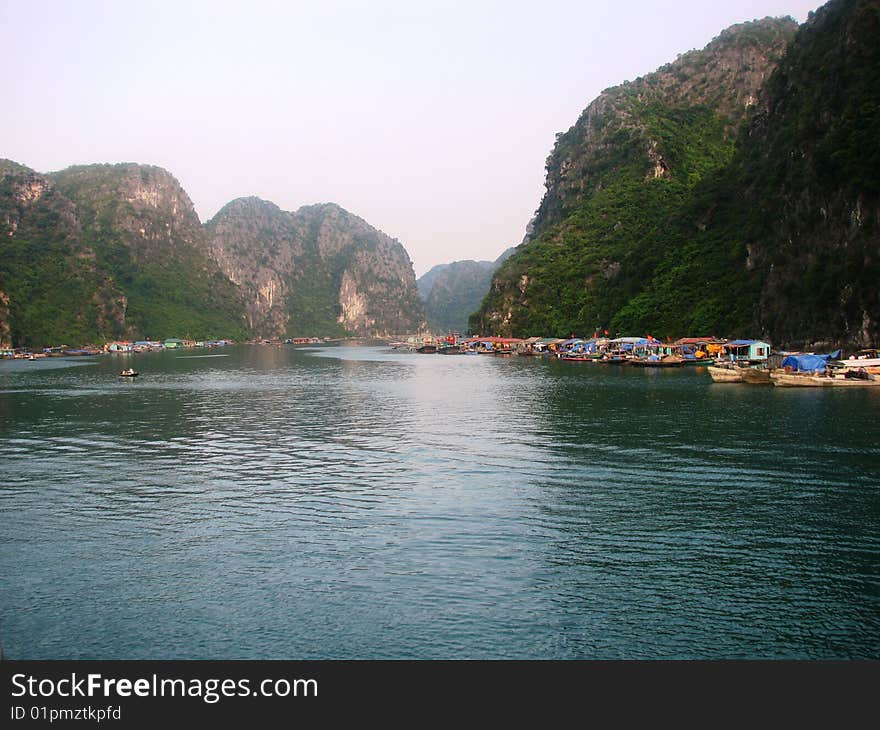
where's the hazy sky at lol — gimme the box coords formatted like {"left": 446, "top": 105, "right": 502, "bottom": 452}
{"left": 3, "top": 0, "right": 821, "bottom": 275}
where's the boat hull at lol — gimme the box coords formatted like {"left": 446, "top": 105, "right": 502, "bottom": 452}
{"left": 740, "top": 368, "right": 772, "bottom": 385}
{"left": 771, "top": 371, "right": 880, "bottom": 387}
{"left": 708, "top": 365, "right": 744, "bottom": 382}
{"left": 630, "top": 358, "right": 684, "bottom": 368}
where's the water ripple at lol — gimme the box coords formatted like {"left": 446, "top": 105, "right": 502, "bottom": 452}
{"left": 0, "top": 346, "right": 878, "bottom": 658}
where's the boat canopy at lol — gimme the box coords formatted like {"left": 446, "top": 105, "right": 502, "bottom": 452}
{"left": 611, "top": 336, "right": 648, "bottom": 345}
{"left": 781, "top": 353, "right": 837, "bottom": 373}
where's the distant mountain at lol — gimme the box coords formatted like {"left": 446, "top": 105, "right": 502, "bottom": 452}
{"left": 0, "top": 162, "right": 426, "bottom": 347}
{"left": 206, "top": 198, "right": 426, "bottom": 337}
{"left": 417, "top": 248, "right": 514, "bottom": 333}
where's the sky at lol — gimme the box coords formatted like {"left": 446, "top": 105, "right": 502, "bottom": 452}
{"left": 2, "top": 0, "right": 822, "bottom": 276}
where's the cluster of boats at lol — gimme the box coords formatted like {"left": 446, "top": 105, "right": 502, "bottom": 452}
{"left": 393, "top": 334, "right": 880, "bottom": 387}
{"left": 396, "top": 335, "right": 754, "bottom": 366}
{"left": 708, "top": 350, "right": 880, "bottom": 387}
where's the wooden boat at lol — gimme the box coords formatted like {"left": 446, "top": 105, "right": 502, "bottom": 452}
{"left": 416, "top": 344, "right": 437, "bottom": 354}
{"left": 436, "top": 345, "right": 463, "bottom": 355}
{"left": 682, "top": 358, "right": 715, "bottom": 365}
{"left": 119, "top": 368, "right": 139, "bottom": 377}
{"left": 840, "top": 349, "right": 880, "bottom": 372}
{"left": 707, "top": 365, "right": 744, "bottom": 382}
{"left": 770, "top": 370, "right": 880, "bottom": 387}
{"left": 630, "top": 356, "right": 684, "bottom": 368}
{"left": 561, "top": 354, "right": 593, "bottom": 362}
{"left": 600, "top": 352, "right": 629, "bottom": 364}
{"left": 740, "top": 367, "right": 772, "bottom": 385}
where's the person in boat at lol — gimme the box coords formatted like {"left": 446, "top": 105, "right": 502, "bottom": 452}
{"left": 846, "top": 367, "right": 870, "bottom": 380}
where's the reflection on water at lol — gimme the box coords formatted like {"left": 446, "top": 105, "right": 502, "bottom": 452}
{"left": 0, "top": 346, "right": 877, "bottom": 658}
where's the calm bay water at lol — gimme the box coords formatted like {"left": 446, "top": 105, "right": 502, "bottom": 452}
{"left": 0, "top": 345, "right": 878, "bottom": 659}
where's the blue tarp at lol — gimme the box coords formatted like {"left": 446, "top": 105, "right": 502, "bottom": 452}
{"left": 781, "top": 353, "right": 835, "bottom": 373}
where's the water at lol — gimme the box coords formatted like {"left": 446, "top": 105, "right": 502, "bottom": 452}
{"left": 1, "top": 345, "right": 878, "bottom": 659}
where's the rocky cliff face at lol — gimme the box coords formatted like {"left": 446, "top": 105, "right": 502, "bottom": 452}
{"left": 740, "top": 0, "right": 880, "bottom": 348}
{"left": 473, "top": 2, "right": 878, "bottom": 349}
{"left": 205, "top": 200, "right": 426, "bottom": 337}
{"left": 531, "top": 17, "right": 799, "bottom": 240}
{"left": 49, "top": 164, "right": 247, "bottom": 341}
{"left": 0, "top": 161, "right": 123, "bottom": 347}
{"left": 472, "top": 17, "right": 799, "bottom": 339}
{"left": 1, "top": 160, "right": 426, "bottom": 345}
{"left": 0, "top": 161, "right": 246, "bottom": 346}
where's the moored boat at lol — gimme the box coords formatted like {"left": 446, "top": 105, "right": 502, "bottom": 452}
{"left": 630, "top": 355, "right": 684, "bottom": 368}
{"left": 840, "top": 349, "right": 880, "bottom": 373}
{"left": 740, "top": 367, "right": 772, "bottom": 385}
{"left": 770, "top": 370, "right": 880, "bottom": 387}
{"left": 707, "top": 365, "right": 744, "bottom": 382}
{"left": 436, "top": 345, "right": 463, "bottom": 354}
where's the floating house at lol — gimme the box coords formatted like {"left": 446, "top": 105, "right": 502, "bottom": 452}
{"left": 722, "top": 340, "right": 771, "bottom": 363}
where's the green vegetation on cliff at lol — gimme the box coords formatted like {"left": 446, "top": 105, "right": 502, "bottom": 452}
{"left": 0, "top": 162, "right": 247, "bottom": 347}
{"left": 0, "top": 163, "right": 110, "bottom": 347}
{"left": 473, "top": 2, "right": 879, "bottom": 348}
{"left": 1, "top": 163, "right": 427, "bottom": 347}
{"left": 50, "top": 165, "right": 247, "bottom": 342}
{"left": 463, "top": 13, "right": 821, "bottom": 343}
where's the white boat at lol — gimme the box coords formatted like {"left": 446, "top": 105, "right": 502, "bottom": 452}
{"left": 840, "top": 349, "right": 880, "bottom": 371}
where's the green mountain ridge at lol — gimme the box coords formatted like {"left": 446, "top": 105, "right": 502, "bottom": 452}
{"left": 0, "top": 162, "right": 426, "bottom": 347}
{"left": 471, "top": 1, "right": 879, "bottom": 349}
{"left": 0, "top": 161, "right": 247, "bottom": 347}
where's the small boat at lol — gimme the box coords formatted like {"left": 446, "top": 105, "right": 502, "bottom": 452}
{"left": 770, "top": 370, "right": 880, "bottom": 387}
{"left": 630, "top": 356, "right": 684, "bottom": 368}
{"left": 436, "top": 345, "right": 463, "bottom": 355}
{"left": 119, "top": 368, "right": 139, "bottom": 377}
{"left": 740, "top": 367, "right": 772, "bottom": 385}
{"left": 707, "top": 365, "right": 744, "bottom": 382}
{"left": 416, "top": 344, "right": 437, "bottom": 354}
{"left": 840, "top": 349, "right": 880, "bottom": 372}
{"left": 600, "top": 351, "right": 629, "bottom": 364}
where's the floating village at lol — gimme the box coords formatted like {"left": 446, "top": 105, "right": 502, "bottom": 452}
{"left": 390, "top": 334, "right": 880, "bottom": 388}
{"left": 3, "top": 333, "right": 879, "bottom": 387}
